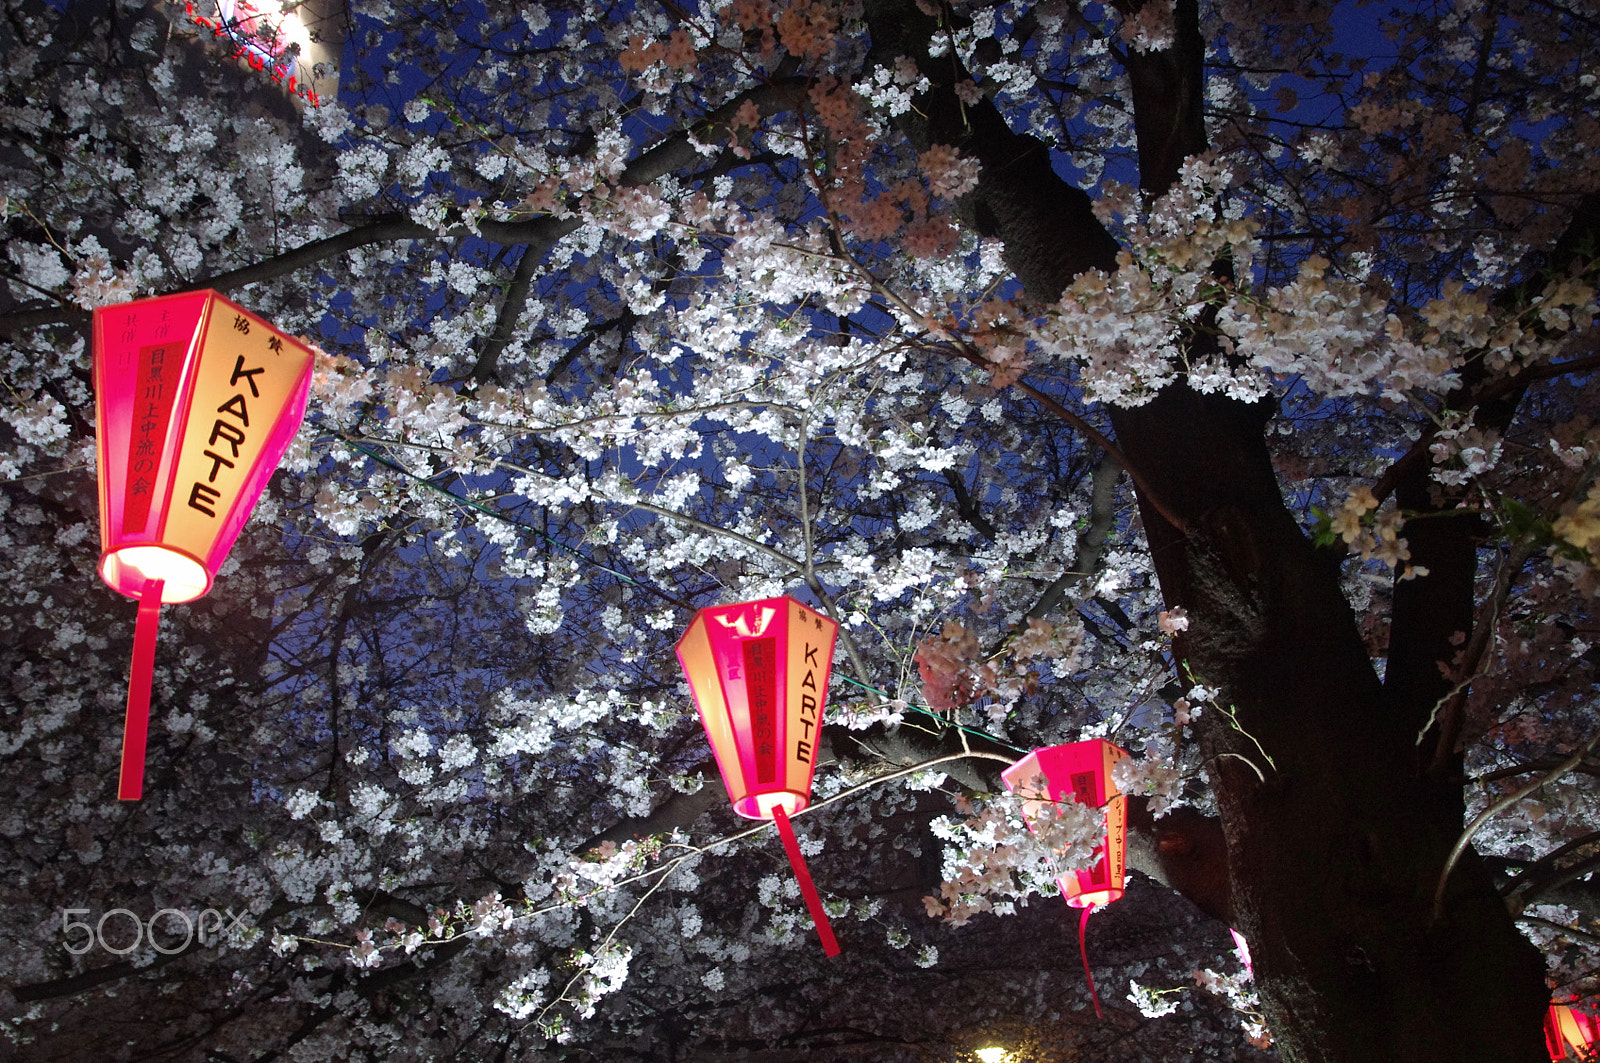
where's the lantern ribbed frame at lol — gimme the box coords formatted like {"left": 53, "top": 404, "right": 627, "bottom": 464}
{"left": 675, "top": 596, "right": 838, "bottom": 820}
{"left": 1002, "top": 740, "right": 1130, "bottom": 908}
{"left": 1547, "top": 1003, "right": 1600, "bottom": 1061}
{"left": 93, "top": 289, "right": 313, "bottom": 604}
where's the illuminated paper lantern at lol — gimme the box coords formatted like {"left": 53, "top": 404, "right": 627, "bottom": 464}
{"left": 676, "top": 596, "right": 840, "bottom": 955}
{"left": 1002, "top": 740, "right": 1129, "bottom": 907}
{"left": 1002, "top": 739, "right": 1129, "bottom": 1017}
{"left": 1547, "top": 1002, "right": 1600, "bottom": 1061}
{"left": 93, "top": 290, "right": 313, "bottom": 800}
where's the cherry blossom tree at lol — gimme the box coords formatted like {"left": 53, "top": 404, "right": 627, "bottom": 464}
{"left": 3, "top": 0, "right": 1599, "bottom": 1060}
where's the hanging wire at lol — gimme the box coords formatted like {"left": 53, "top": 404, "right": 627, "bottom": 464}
{"left": 344, "top": 438, "right": 1027, "bottom": 757}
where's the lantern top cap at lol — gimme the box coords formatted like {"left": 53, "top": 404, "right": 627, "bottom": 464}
{"left": 674, "top": 594, "right": 835, "bottom": 648}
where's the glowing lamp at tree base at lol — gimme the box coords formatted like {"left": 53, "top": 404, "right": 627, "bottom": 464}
{"left": 1002, "top": 739, "right": 1130, "bottom": 1017}
{"left": 93, "top": 290, "right": 313, "bottom": 801}
{"left": 1546, "top": 1002, "right": 1600, "bottom": 1061}
{"left": 676, "top": 596, "right": 841, "bottom": 956}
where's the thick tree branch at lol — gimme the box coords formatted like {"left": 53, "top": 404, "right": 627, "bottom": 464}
{"left": 0, "top": 80, "right": 810, "bottom": 342}
{"left": 469, "top": 240, "right": 544, "bottom": 383}
{"left": 1025, "top": 454, "right": 1122, "bottom": 621}
{"left": 1387, "top": 195, "right": 1600, "bottom": 763}
{"left": 1126, "top": 796, "right": 1233, "bottom": 925}
{"left": 1124, "top": 0, "right": 1209, "bottom": 194}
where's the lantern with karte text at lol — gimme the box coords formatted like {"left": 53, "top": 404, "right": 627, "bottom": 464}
{"left": 94, "top": 289, "right": 313, "bottom": 801}
{"left": 1547, "top": 1002, "right": 1600, "bottom": 1061}
{"left": 676, "top": 596, "right": 841, "bottom": 955}
{"left": 1002, "top": 739, "right": 1129, "bottom": 1016}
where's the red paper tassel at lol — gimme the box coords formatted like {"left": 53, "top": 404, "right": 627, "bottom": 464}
{"left": 772, "top": 804, "right": 840, "bottom": 957}
{"left": 117, "top": 579, "right": 164, "bottom": 801}
{"left": 1079, "top": 904, "right": 1103, "bottom": 1019}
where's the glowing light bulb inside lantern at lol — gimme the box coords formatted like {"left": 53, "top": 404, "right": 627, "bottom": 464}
{"left": 269, "top": 0, "right": 314, "bottom": 56}
{"left": 94, "top": 290, "right": 313, "bottom": 800}
{"left": 676, "top": 596, "right": 841, "bottom": 956}
{"left": 101, "top": 544, "right": 210, "bottom": 602}
{"left": 974, "top": 1048, "right": 1010, "bottom": 1063}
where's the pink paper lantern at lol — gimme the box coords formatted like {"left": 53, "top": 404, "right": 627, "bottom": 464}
{"left": 676, "top": 596, "right": 841, "bottom": 955}
{"left": 1547, "top": 1002, "right": 1600, "bottom": 1061}
{"left": 1002, "top": 739, "right": 1130, "bottom": 1017}
{"left": 93, "top": 289, "right": 313, "bottom": 800}
{"left": 1001, "top": 739, "right": 1130, "bottom": 908}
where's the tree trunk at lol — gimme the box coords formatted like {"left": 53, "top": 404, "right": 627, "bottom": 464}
{"left": 863, "top": 0, "right": 1554, "bottom": 1057}
{"left": 1112, "top": 388, "right": 1548, "bottom": 1063}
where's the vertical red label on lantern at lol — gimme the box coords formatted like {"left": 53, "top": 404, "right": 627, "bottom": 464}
{"left": 123, "top": 341, "right": 184, "bottom": 533}
{"left": 744, "top": 637, "right": 778, "bottom": 783}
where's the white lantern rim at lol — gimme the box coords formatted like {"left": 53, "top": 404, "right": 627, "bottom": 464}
{"left": 735, "top": 790, "right": 809, "bottom": 820}
{"left": 100, "top": 545, "right": 211, "bottom": 603}
{"left": 1059, "top": 880, "right": 1123, "bottom": 908}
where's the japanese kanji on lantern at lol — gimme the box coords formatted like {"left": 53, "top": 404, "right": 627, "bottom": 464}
{"left": 1002, "top": 739, "right": 1129, "bottom": 1017}
{"left": 676, "top": 595, "right": 841, "bottom": 956}
{"left": 93, "top": 289, "right": 313, "bottom": 801}
{"left": 1546, "top": 1002, "right": 1600, "bottom": 1061}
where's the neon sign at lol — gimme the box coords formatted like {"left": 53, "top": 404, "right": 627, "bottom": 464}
{"left": 183, "top": 0, "right": 323, "bottom": 107}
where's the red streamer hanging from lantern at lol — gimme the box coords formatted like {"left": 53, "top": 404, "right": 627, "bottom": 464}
{"left": 773, "top": 805, "right": 839, "bottom": 957}
{"left": 1079, "top": 905, "right": 1102, "bottom": 1019}
{"left": 118, "top": 579, "right": 165, "bottom": 801}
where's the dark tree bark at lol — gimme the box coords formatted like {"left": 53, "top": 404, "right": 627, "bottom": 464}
{"left": 863, "top": 0, "right": 1552, "bottom": 1059}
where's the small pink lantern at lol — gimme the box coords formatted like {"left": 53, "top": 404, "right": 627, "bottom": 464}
{"left": 93, "top": 290, "right": 313, "bottom": 800}
{"left": 1002, "top": 739, "right": 1130, "bottom": 1016}
{"left": 676, "top": 596, "right": 840, "bottom": 955}
{"left": 1547, "top": 1002, "right": 1600, "bottom": 1061}
{"left": 1002, "top": 740, "right": 1130, "bottom": 907}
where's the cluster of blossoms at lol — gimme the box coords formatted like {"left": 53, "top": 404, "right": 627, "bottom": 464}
{"left": 948, "top": 150, "right": 1600, "bottom": 414}
{"left": 1111, "top": 745, "right": 1184, "bottom": 817}
{"left": 1553, "top": 485, "right": 1600, "bottom": 558}
{"left": 563, "top": 943, "right": 634, "bottom": 1024}
{"left": 1428, "top": 409, "right": 1504, "bottom": 488}
{"left": 923, "top": 783, "right": 1105, "bottom": 925}
{"left": 67, "top": 236, "right": 137, "bottom": 310}
{"left": 1326, "top": 486, "right": 1419, "bottom": 574}
{"left": 1193, "top": 964, "right": 1271, "bottom": 1048}
{"left": 1552, "top": 484, "right": 1600, "bottom": 594}
{"left": 1131, "top": 933, "right": 1266, "bottom": 1047}
{"left": 913, "top": 616, "right": 1084, "bottom": 721}
{"left": 1117, "top": 0, "right": 1176, "bottom": 52}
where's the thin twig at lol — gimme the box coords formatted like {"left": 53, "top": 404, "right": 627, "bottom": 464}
{"left": 1517, "top": 915, "right": 1600, "bottom": 947}
{"left": 1215, "top": 751, "right": 1266, "bottom": 784}
{"left": 1434, "top": 734, "right": 1600, "bottom": 922}
{"left": 286, "top": 752, "right": 1016, "bottom": 962}
{"left": 530, "top": 858, "right": 682, "bottom": 1034}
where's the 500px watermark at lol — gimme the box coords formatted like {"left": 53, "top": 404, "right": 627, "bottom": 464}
{"left": 61, "top": 907, "right": 249, "bottom": 955}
